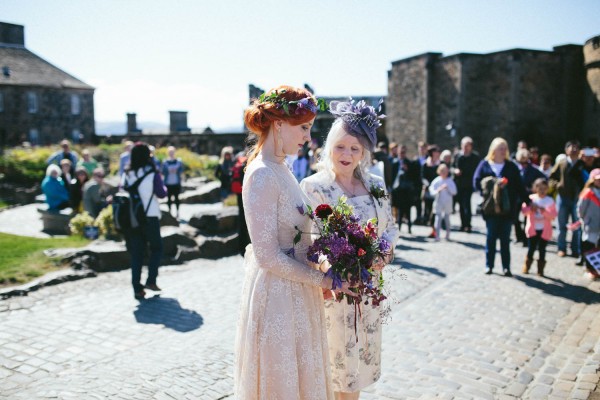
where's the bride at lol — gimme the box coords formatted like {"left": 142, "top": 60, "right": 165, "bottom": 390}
{"left": 234, "top": 85, "right": 354, "bottom": 399}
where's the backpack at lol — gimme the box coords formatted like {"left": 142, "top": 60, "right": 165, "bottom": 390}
{"left": 113, "top": 168, "right": 154, "bottom": 233}
{"left": 480, "top": 176, "right": 511, "bottom": 217}
{"left": 230, "top": 158, "right": 246, "bottom": 194}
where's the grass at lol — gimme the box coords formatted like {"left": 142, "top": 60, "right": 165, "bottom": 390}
{"left": 0, "top": 232, "right": 90, "bottom": 287}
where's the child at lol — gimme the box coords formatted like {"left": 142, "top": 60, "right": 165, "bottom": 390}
{"left": 521, "top": 178, "right": 557, "bottom": 276}
{"left": 578, "top": 168, "right": 600, "bottom": 280}
{"left": 429, "top": 164, "right": 457, "bottom": 241}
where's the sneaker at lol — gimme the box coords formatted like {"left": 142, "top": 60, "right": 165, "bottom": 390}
{"left": 503, "top": 270, "right": 513, "bottom": 277}
{"left": 557, "top": 251, "right": 566, "bottom": 257}
{"left": 144, "top": 284, "right": 162, "bottom": 291}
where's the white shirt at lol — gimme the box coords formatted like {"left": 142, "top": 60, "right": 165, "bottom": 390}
{"left": 121, "top": 166, "right": 161, "bottom": 218}
{"left": 489, "top": 161, "right": 505, "bottom": 177}
{"left": 531, "top": 195, "right": 555, "bottom": 230}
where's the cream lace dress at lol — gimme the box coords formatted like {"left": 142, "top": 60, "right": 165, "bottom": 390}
{"left": 234, "top": 156, "right": 334, "bottom": 400}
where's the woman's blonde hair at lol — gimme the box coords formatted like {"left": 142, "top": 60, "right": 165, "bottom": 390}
{"left": 485, "top": 137, "right": 510, "bottom": 161}
{"left": 317, "top": 119, "right": 371, "bottom": 181}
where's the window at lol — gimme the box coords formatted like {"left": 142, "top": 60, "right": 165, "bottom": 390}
{"left": 71, "top": 94, "right": 80, "bottom": 115}
{"left": 29, "top": 129, "right": 39, "bottom": 145}
{"left": 27, "top": 92, "right": 38, "bottom": 113}
{"left": 71, "top": 129, "right": 81, "bottom": 143}
{"left": 0, "top": 92, "right": 4, "bottom": 112}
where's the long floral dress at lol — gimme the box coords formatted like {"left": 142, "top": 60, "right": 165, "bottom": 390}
{"left": 301, "top": 171, "right": 399, "bottom": 393}
{"left": 234, "top": 156, "right": 334, "bottom": 400}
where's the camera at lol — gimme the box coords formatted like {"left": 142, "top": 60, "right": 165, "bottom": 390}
{"left": 582, "top": 148, "right": 596, "bottom": 157}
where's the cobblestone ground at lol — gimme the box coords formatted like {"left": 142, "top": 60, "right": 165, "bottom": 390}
{"left": 1, "top": 212, "right": 599, "bottom": 399}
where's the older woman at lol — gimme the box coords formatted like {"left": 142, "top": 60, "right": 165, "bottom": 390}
{"left": 301, "top": 99, "right": 399, "bottom": 400}
{"left": 474, "top": 137, "right": 529, "bottom": 276}
{"left": 41, "top": 164, "right": 70, "bottom": 211}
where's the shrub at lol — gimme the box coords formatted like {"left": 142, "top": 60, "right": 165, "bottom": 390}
{"left": 69, "top": 212, "right": 97, "bottom": 236}
{"left": 95, "top": 205, "right": 119, "bottom": 238}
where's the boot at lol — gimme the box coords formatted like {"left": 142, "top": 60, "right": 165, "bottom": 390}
{"left": 537, "top": 260, "right": 546, "bottom": 277}
{"left": 522, "top": 257, "right": 534, "bottom": 274}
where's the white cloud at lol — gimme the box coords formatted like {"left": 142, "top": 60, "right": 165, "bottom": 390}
{"left": 89, "top": 78, "right": 247, "bottom": 131}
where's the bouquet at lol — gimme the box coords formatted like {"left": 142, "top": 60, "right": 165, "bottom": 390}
{"left": 296, "top": 196, "right": 392, "bottom": 306}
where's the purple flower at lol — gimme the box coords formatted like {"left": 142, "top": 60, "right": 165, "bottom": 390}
{"left": 285, "top": 247, "right": 295, "bottom": 258}
{"left": 296, "top": 204, "right": 305, "bottom": 215}
{"left": 307, "top": 252, "right": 319, "bottom": 263}
{"left": 326, "top": 269, "right": 343, "bottom": 290}
{"left": 379, "top": 239, "right": 391, "bottom": 253}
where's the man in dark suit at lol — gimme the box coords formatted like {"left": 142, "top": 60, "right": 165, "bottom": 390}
{"left": 453, "top": 137, "right": 480, "bottom": 232}
{"left": 392, "top": 145, "right": 421, "bottom": 234}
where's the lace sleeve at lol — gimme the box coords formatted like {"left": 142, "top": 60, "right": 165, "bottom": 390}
{"left": 243, "top": 166, "right": 324, "bottom": 287}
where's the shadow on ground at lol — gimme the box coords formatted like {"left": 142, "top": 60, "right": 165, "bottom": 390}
{"left": 394, "top": 259, "right": 447, "bottom": 278}
{"left": 515, "top": 275, "right": 600, "bottom": 305}
{"left": 134, "top": 296, "right": 204, "bottom": 332}
{"left": 451, "top": 239, "right": 486, "bottom": 251}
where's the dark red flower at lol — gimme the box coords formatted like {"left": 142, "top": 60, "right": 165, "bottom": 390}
{"left": 357, "top": 248, "right": 366, "bottom": 257}
{"left": 315, "top": 204, "right": 333, "bottom": 220}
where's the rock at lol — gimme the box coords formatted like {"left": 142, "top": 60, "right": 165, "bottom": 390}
{"left": 196, "top": 233, "right": 239, "bottom": 259}
{"left": 38, "top": 208, "right": 73, "bottom": 235}
{"left": 183, "top": 176, "right": 209, "bottom": 190}
{"left": 160, "top": 226, "right": 197, "bottom": 256}
{"left": 173, "top": 245, "right": 202, "bottom": 262}
{"left": 160, "top": 210, "right": 179, "bottom": 227}
{"left": 189, "top": 207, "right": 238, "bottom": 234}
{"left": 70, "top": 240, "right": 130, "bottom": 272}
{"left": 179, "top": 181, "right": 221, "bottom": 204}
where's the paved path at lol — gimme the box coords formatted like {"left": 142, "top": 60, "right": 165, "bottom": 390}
{"left": 1, "top": 213, "right": 599, "bottom": 399}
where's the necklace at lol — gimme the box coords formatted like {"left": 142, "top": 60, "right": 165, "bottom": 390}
{"left": 336, "top": 177, "right": 358, "bottom": 197}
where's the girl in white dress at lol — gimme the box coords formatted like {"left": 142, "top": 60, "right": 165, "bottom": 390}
{"left": 234, "top": 85, "right": 354, "bottom": 400}
{"left": 301, "top": 100, "right": 399, "bottom": 400}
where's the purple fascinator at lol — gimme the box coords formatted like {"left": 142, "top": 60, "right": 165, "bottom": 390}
{"left": 329, "top": 98, "right": 385, "bottom": 152}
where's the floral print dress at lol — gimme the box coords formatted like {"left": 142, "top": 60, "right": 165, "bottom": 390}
{"left": 301, "top": 171, "right": 399, "bottom": 393}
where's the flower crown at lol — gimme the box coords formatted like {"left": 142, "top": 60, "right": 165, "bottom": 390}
{"left": 258, "top": 89, "right": 328, "bottom": 116}
{"left": 329, "top": 98, "right": 385, "bottom": 151}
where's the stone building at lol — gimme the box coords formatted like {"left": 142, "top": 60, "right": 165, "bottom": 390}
{"left": 583, "top": 35, "right": 600, "bottom": 142}
{"left": 386, "top": 43, "right": 594, "bottom": 156}
{"left": 0, "top": 22, "right": 95, "bottom": 147}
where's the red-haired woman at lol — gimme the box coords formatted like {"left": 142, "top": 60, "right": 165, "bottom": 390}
{"left": 234, "top": 86, "right": 354, "bottom": 399}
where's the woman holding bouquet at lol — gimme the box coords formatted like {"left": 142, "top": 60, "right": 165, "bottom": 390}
{"left": 234, "top": 85, "right": 354, "bottom": 400}
{"left": 301, "top": 99, "right": 400, "bottom": 400}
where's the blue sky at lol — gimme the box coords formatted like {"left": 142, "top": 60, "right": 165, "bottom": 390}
{"left": 2, "top": 0, "right": 599, "bottom": 132}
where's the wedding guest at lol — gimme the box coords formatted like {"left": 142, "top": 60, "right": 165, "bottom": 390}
{"left": 414, "top": 141, "right": 428, "bottom": 224}
{"left": 215, "top": 146, "right": 234, "bottom": 199}
{"left": 549, "top": 140, "right": 583, "bottom": 258}
{"left": 538, "top": 154, "right": 553, "bottom": 178}
{"left": 161, "top": 146, "right": 184, "bottom": 217}
{"left": 521, "top": 178, "right": 557, "bottom": 276}
{"left": 422, "top": 145, "right": 441, "bottom": 238}
{"left": 301, "top": 98, "right": 399, "bottom": 400}
{"left": 453, "top": 136, "right": 480, "bottom": 232}
{"left": 578, "top": 168, "right": 600, "bottom": 279}
{"left": 82, "top": 168, "right": 111, "bottom": 218}
{"left": 41, "top": 164, "right": 70, "bottom": 211}
{"left": 429, "top": 163, "right": 457, "bottom": 241}
{"left": 121, "top": 143, "right": 167, "bottom": 300}
{"left": 530, "top": 146, "right": 541, "bottom": 167}
{"left": 59, "top": 159, "right": 73, "bottom": 193}
{"left": 292, "top": 147, "right": 310, "bottom": 182}
{"left": 77, "top": 149, "right": 98, "bottom": 175}
{"left": 440, "top": 149, "right": 453, "bottom": 167}
{"left": 118, "top": 141, "right": 134, "bottom": 176}
{"left": 230, "top": 152, "right": 250, "bottom": 256}
{"left": 70, "top": 167, "right": 89, "bottom": 213}
{"left": 514, "top": 149, "right": 545, "bottom": 245}
{"left": 234, "top": 85, "right": 353, "bottom": 399}
{"left": 47, "top": 139, "right": 78, "bottom": 175}
{"left": 474, "top": 137, "right": 529, "bottom": 276}
{"left": 392, "top": 144, "right": 421, "bottom": 234}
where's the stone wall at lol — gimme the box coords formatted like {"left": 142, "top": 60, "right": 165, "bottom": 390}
{"left": 0, "top": 86, "right": 94, "bottom": 146}
{"left": 386, "top": 44, "right": 587, "bottom": 156}
{"left": 386, "top": 53, "right": 439, "bottom": 155}
{"left": 583, "top": 36, "right": 600, "bottom": 147}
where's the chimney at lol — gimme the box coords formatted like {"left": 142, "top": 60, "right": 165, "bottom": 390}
{"left": 126, "top": 113, "right": 141, "bottom": 134}
{"left": 169, "top": 111, "right": 191, "bottom": 133}
{"left": 0, "top": 22, "right": 25, "bottom": 47}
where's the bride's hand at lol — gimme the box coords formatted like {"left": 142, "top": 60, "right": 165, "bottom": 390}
{"left": 371, "top": 256, "right": 386, "bottom": 271}
{"left": 333, "top": 281, "right": 358, "bottom": 298}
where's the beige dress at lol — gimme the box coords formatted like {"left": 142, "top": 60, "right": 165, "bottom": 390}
{"left": 234, "top": 156, "right": 334, "bottom": 400}
{"left": 301, "top": 171, "right": 400, "bottom": 393}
